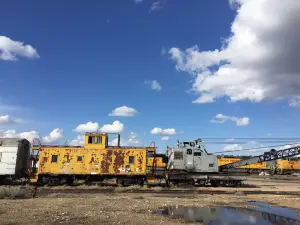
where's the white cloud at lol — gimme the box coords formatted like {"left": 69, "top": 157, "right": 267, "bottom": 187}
{"left": 109, "top": 106, "right": 138, "bottom": 117}
{"left": 0, "top": 36, "right": 39, "bottom": 61}
{"left": 224, "top": 144, "right": 243, "bottom": 151}
{"left": 127, "top": 132, "right": 141, "bottom": 145}
{"left": 42, "top": 128, "right": 64, "bottom": 144}
{"left": 100, "top": 121, "right": 124, "bottom": 133}
{"left": 0, "top": 115, "right": 22, "bottom": 124}
{"left": 109, "top": 132, "right": 141, "bottom": 146}
{"left": 169, "top": 0, "right": 300, "bottom": 106}
{"left": 134, "top": 0, "right": 144, "bottom": 3}
{"left": 289, "top": 96, "right": 300, "bottom": 107}
{"left": 150, "top": 127, "right": 182, "bottom": 136}
{"left": 149, "top": 1, "right": 163, "bottom": 12}
{"left": 73, "top": 121, "right": 124, "bottom": 133}
{"left": 145, "top": 80, "right": 162, "bottom": 91}
{"left": 0, "top": 129, "right": 62, "bottom": 144}
{"left": 69, "top": 135, "right": 84, "bottom": 146}
{"left": 73, "top": 122, "right": 99, "bottom": 133}
{"left": 161, "top": 136, "right": 170, "bottom": 141}
{"left": 0, "top": 130, "right": 40, "bottom": 142}
{"left": 210, "top": 114, "right": 249, "bottom": 126}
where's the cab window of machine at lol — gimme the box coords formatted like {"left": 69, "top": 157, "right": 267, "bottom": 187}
{"left": 194, "top": 152, "right": 201, "bottom": 156}
{"left": 88, "top": 136, "right": 102, "bottom": 144}
{"left": 77, "top": 156, "right": 83, "bottom": 162}
{"left": 186, "top": 149, "right": 192, "bottom": 155}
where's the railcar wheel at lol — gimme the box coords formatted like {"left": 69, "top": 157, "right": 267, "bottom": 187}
{"left": 210, "top": 180, "right": 220, "bottom": 187}
{"left": 198, "top": 180, "right": 206, "bottom": 186}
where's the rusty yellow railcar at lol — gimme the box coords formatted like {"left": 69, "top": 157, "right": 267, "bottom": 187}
{"left": 31, "top": 133, "right": 156, "bottom": 186}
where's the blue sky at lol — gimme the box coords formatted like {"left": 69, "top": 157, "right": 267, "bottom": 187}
{"left": 1, "top": 0, "right": 300, "bottom": 154}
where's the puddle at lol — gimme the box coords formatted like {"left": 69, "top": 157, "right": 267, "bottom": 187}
{"left": 154, "top": 201, "right": 300, "bottom": 225}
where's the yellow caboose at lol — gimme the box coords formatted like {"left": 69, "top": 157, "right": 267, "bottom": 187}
{"left": 30, "top": 133, "right": 156, "bottom": 186}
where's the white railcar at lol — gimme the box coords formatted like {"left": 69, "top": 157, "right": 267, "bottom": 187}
{"left": 0, "top": 138, "right": 31, "bottom": 184}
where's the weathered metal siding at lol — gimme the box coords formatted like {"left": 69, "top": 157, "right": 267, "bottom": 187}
{"left": 37, "top": 147, "right": 147, "bottom": 175}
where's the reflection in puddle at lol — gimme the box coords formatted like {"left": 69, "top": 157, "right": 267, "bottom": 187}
{"left": 154, "top": 201, "right": 300, "bottom": 225}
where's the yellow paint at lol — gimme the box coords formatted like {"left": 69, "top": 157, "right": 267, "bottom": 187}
{"left": 277, "top": 159, "right": 300, "bottom": 170}
{"left": 147, "top": 157, "right": 166, "bottom": 168}
{"left": 218, "top": 157, "right": 268, "bottom": 169}
{"left": 33, "top": 133, "right": 155, "bottom": 179}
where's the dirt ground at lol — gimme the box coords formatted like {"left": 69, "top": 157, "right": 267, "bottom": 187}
{"left": 0, "top": 177, "right": 300, "bottom": 225}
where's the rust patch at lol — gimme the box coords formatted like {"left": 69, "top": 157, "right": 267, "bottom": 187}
{"left": 89, "top": 156, "right": 95, "bottom": 164}
{"left": 101, "top": 150, "right": 113, "bottom": 173}
{"left": 137, "top": 152, "right": 143, "bottom": 172}
{"left": 113, "top": 149, "right": 125, "bottom": 173}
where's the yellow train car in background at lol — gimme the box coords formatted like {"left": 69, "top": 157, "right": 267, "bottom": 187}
{"left": 276, "top": 157, "right": 300, "bottom": 174}
{"left": 218, "top": 156, "right": 300, "bottom": 174}
{"left": 218, "top": 156, "right": 272, "bottom": 173}
{"left": 31, "top": 133, "right": 157, "bottom": 186}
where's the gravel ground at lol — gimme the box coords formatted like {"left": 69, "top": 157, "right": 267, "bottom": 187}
{"left": 0, "top": 177, "right": 299, "bottom": 225}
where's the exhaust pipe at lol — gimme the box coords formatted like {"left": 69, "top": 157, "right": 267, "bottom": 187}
{"left": 117, "top": 134, "right": 120, "bottom": 147}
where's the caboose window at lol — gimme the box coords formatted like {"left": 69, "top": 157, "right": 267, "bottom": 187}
{"left": 88, "top": 136, "right": 102, "bottom": 144}
{"left": 95, "top": 136, "right": 102, "bottom": 144}
{"left": 129, "top": 156, "right": 135, "bottom": 164}
{"left": 51, "top": 155, "right": 58, "bottom": 163}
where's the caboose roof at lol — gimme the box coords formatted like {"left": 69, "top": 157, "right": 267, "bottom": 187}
{"left": 84, "top": 132, "right": 109, "bottom": 136}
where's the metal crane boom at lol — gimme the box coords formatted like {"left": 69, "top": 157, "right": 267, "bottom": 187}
{"left": 219, "top": 145, "right": 300, "bottom": 171}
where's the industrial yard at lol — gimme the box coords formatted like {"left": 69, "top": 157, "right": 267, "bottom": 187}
{"left": 0, "top": 177, "right": 299, "bottom": 225}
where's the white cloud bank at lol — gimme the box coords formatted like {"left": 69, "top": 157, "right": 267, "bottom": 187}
{"left": 210, "top": 114, "right": 249, "bottom": 126}
{"left": 74, "top": 121, "right": 124, "bottom": 133}
{"left": 42, "top": 128, "right": 64, "bottom": 144}
{"left": 150, "top": 127, "right": 181, "bottom": 136}
{"left": 69, "top": 135, "right": 84, "bottom": 146}
{"left": 169, "top": 0, "right": 300, "bottom": 106}
{"left": 224, "top": 144, "right": 243, "bottom": 151}
{"left": 0, "top": 128, "right": 63, "bottom": 144}
{"left": 0, "top": 36, "right": 39, "bottom": 61}
{"left": 109, "top": 106, "right": 137, "bottom": 117}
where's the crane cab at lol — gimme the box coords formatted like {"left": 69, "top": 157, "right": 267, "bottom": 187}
{"left": 166, "top": 139, "right": 219, "bottom": 173}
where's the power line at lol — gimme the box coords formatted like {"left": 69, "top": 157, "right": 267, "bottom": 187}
{"left": 213, "top": 142, "right": 300, "bottom": 154}
{"left": 203, "top": 140, "right": 300, "bottom": 144}
{"left": 201, "top": 137, "right": 300, "bottom": 140}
